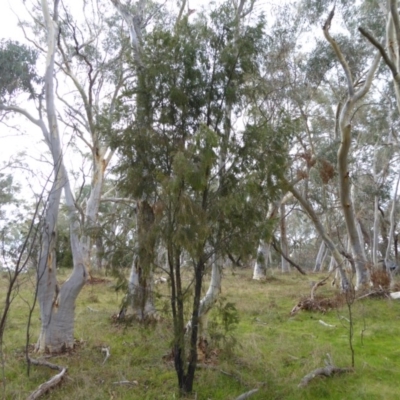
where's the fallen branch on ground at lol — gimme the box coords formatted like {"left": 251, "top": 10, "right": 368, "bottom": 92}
{"left": 356, "top": 289, "right": 390, "bottom": 300}
{"left": 298, "top": 354, "right": 352, "bottom": 387}
{"left": 319, "top": 320, "right": 336, "bottom": 328}
{"left": 310, "top": 275, "right": 331, "bottom": 300}
{"left": 234, "top": 388, "right": 259, "bottom": 400}
{"left": 27, "top": 358, "right": 67, "bottom": 400}
{"left": 112, "top": 380, "right": 138, "bottom": 386}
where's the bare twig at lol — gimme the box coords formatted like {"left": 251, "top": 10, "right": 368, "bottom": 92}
{"left": 271, "top": 238, "right": 306, "bottom": 275}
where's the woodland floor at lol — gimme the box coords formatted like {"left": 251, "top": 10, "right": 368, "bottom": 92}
{"left": 1, "top": 267, "right": 400, "bottom": 399}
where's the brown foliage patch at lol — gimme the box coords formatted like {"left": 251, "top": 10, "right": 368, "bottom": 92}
{"left": 296, "top": 169, "right": 308, "bottom": 180}
{"left": 319, "top": 158, "right": 335, "bottom": 184}
{"left": 370, "top": 268, "right": 391, "bottom": 290}
{"left": 300, "top": 151, "right": 316, "bottom": 168}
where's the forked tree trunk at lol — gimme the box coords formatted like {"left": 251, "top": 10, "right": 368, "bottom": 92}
{"left": 36, "top": 0, "right": 87, "bottom": 352}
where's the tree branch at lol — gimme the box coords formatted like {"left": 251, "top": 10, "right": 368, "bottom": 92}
{"left": 323, "top": 7, "right": 354, "bottom": 96}
{"left": 358, "top": 27, "right": 397, "bottom": 78}
{"left": 390, "top": 0, "right": 400, "bottom": 72}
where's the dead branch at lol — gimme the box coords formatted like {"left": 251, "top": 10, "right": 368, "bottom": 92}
{"left": 102, "top": 346, "right": 110, "bottom": 364}
{"left": 319, "top": 320, "right": 336, "bottom": 328}
{"left": 112, "top": 380, "right": 138, "bottom": 386}
{"left": 28, "top": 358, "right": 64, "bottom": 372}
{"left": 271, "top": 238, "right": 306, "bottom": 275}
{"left": 310, "top": 275, "right": 331, "bottom": 300}
{"left": 234, "top": 388, "right": 259, "bottom": 400}
{"left": 356, "top": 290, "right": 390, "bottom": 300}
{"left": 27, "top": 358, "right": 67, "bottom": 400}
{"left": 298, "top": 354, "right": 352, "bottom": 387}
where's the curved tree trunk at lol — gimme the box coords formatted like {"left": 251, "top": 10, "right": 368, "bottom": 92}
{"left": 287, "top": 180, "right": 350, "bottom": 290}
{"left": 36, "top": 0, "right": 87, "bottom": 353}
{"left": 324, "top": 9, "right": 381, "bottom": 288}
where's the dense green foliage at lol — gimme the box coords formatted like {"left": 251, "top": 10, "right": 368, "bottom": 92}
{"left": 0, "top": 40, "right": 40, "bottom": 100}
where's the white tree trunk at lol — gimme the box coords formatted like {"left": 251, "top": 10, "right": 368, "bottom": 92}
{"left": 81, "top": 152, "right": 108, "bottom": 272}
{"left": 287, "top": 181, "right": 350, "bottom": 290}
{"left": 385, "top": 169, "right": 400, "bottom": 268}
{"left": 314, "top": 241, "right": 326, "bottom": 272}
{"left": 324, "top": 12, "right": 381, "bottom": 289}
{"left": 280, "top": 203, "right": 290, "bottom": 273}
{"left": 36, "top": 0, "right": 87, "bottom": 352}
{"left": 253, "top": 240, "right": 270, "bottom": 280}
{"left": 328, "top": 255, "right": 337, "bottom": 272}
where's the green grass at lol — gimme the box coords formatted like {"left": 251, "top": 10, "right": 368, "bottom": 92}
{"left": 1, "top": 268, "right": 400, "bottom": 399}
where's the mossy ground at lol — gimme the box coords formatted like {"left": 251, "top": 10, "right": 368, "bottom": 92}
{"left": 1, "top": 267, "right": 400, "bottom": 399}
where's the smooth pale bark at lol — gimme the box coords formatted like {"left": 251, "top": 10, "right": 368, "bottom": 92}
{"left": 286, "top": 180, "right": 349, "bottom": 290}
{"left": 385, "top": 170, "right": 400, "bottom": 269}
{"left": 324, "top": 10, "right": 381, "bottom": 289}
{"left": 56, "top": 9, "right": 117, "bottom": 273}
{"left": 280, "top": 203, "right": 290, "bottom": 273}
{"left": 372, "top": 194, "right": 380, "bottom": 265}
{"left": 314, "top": 241, "right": 327, "bottom": 272}
{"left": 110, "top": 0, "right": 145, "bottom": 66}
{"left": 253, "top": 240, "right": 271, "bottom": 280}
{"left": 372, "top": 142, "right": 380, "bottom": 264}
{"left": 252, "top": 192, "right": 295, "bottom": 279}
{"left": 328, "top": 256, "right": 337, "bottom": 272}
{"left": 36, "top": 0, "right": 87, "bottom": 352}
{"left": 185, "top": 255, "right": 222, "bottom": 336}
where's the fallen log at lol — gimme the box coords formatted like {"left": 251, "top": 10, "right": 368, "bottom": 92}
{"left": 298, "top": 354, "right": 352, "bottom": 387}
{"left": 27, "top": 358, "right": 67, "bottom": 400}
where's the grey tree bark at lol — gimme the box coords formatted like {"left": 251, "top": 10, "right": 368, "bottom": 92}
{"left": 323, "top": 9, "right": 381, "bottom": 289}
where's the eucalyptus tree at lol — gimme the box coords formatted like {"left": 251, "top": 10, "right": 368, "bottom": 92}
{"left": 359, "top": 0, "right": 400, "bottom": 272}
{"left": 0, "top": 1, "right": 87, "bottom": 352}
{"left": 53, "top": 0, "right": 127, "bottom": 273}
{"left": 112, "top": 0, "right": 287, "bottom": 392}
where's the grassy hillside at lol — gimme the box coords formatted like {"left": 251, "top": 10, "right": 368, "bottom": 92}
{"left": 1, "top": 267, "right": 400, "bottom": 399}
